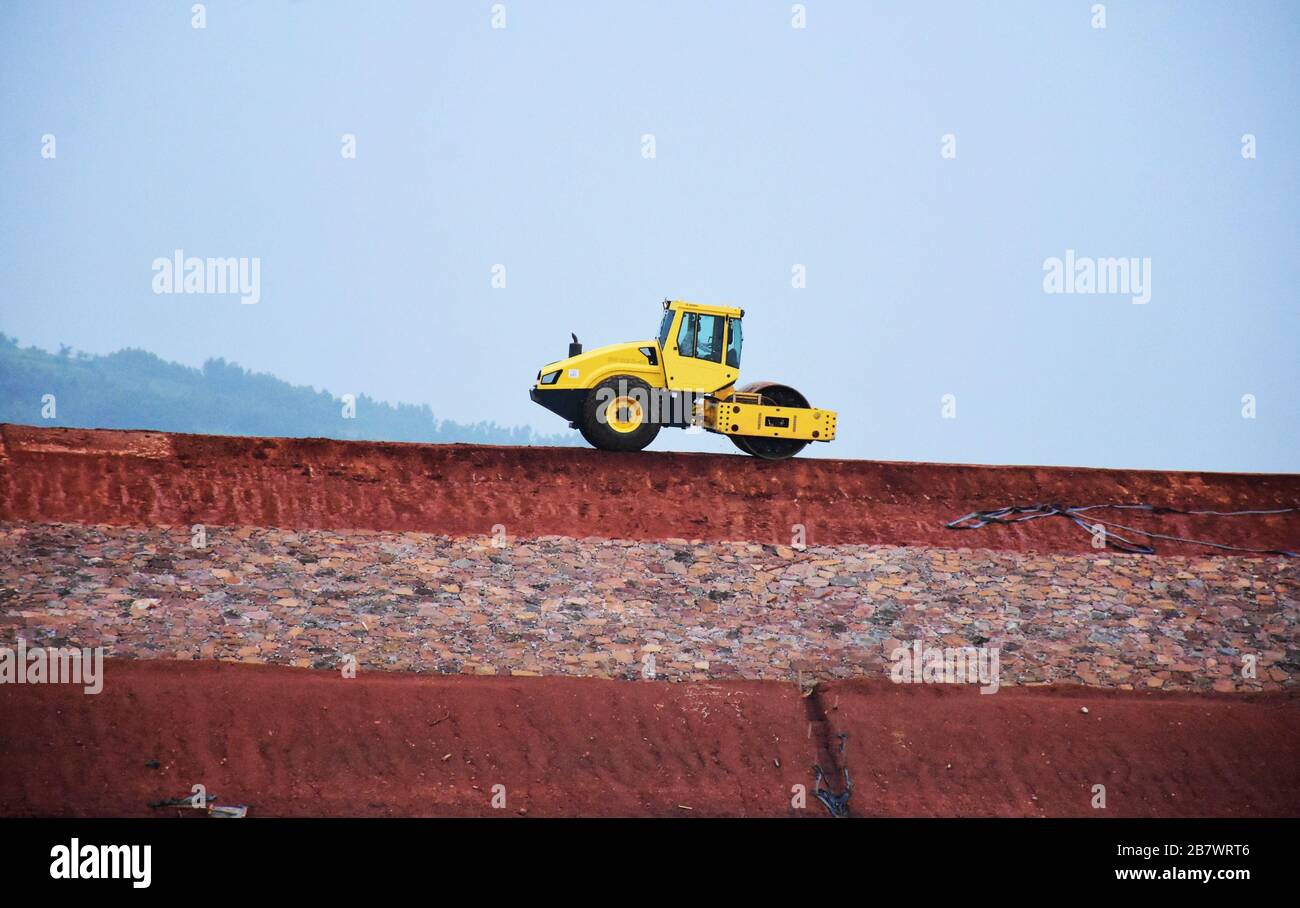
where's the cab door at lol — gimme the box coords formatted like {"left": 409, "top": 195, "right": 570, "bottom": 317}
{"left": 661, "top": 310, "right": 738, "bottom": 393}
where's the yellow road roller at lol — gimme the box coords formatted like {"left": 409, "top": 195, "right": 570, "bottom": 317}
{"left": 529, "top": 299, "right": 837, "bottom": 460}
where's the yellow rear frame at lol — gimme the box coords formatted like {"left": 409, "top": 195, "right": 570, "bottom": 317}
{"left": 693, "top": 392, "right": 837, "bottom": 442}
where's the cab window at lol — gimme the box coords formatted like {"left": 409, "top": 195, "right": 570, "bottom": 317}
{"left": 657, "top": 309, "right": 675, "bottom": 347}
{"left": 695, "top": 314, "right": 724, "bottom": 363}
{"left": 726, "top": 317, "right": 742, "bottom": 368}
{"left": 676, "top": 312, "right": 697, "bottom": 356}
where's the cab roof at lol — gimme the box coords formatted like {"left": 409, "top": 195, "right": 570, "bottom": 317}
{"left": 666, "top": 299, "right": 744, "bottom": 318}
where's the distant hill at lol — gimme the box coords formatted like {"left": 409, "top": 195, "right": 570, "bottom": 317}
{"left": 0, "top": 334, "right": 573, "bottom": 446}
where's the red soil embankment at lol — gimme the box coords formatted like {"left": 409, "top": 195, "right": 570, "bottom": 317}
{"left": 1, "top": 660, "right": 1296, "bottom": 817}
{"left": 2, "top": 425, "right": 1297, "bottom": 554}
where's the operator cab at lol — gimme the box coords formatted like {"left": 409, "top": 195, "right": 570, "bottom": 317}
{"left": 656, "top": 299, "right": 743, "bottom": 393}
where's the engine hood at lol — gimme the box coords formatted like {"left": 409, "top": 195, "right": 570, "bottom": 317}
{"left": 534, "top": 340, "right": 664, "bottom": 390}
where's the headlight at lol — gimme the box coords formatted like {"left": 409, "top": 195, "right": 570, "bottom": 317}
{"left": 540, "top": 370, "right": 561, "bottom": 385}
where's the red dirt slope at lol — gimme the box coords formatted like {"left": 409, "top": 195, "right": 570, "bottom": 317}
{"left": 2, "top": 425, "right": 1297, "bottom": 554}
{"left": 1, "top": 661, "right": 1295, "bottom": 818}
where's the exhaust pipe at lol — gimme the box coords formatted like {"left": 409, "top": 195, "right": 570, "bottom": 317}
{"left": 569, "top": 333, "right": 582, "bottom": 357}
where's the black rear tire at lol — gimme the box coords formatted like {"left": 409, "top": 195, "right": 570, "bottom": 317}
{"left": 580, "top": 375, "right": 661, "bottom": 452}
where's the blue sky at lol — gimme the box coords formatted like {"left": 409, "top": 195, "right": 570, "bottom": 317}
{"left": 2, "top": 1, "right": 1297, "bottom": 469}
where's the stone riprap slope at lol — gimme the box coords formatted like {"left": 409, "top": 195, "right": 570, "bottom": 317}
{"left": 4, "top": 521, "right": 1295, "bottom": 690}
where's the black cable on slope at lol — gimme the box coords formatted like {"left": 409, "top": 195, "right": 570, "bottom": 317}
{"left": 944, "top": 503, "right": 1298, "bottom": 557}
